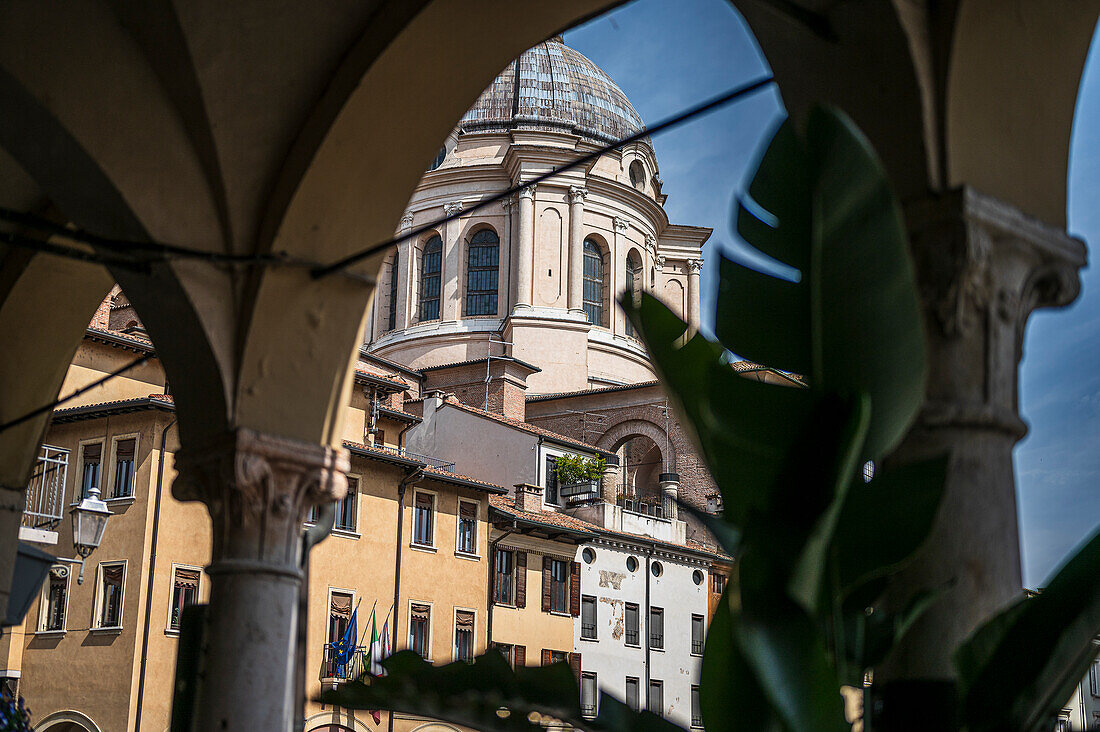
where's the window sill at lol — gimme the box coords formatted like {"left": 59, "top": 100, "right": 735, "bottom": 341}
{"left": 650, "top": 646, "right": 665, "bottom": 653}
{"left": 547, "top": 611, "right": 572, "bottom": 618}
{"left": 90, "top": 626, "right": 123, "bottom": 635}
{"left": 409, "top": 543, "right": 437, "bottom": 554}
{"left": 331, "top": 528, "right": 361, "bottom": 540}
{"left": 165, "top": 628, "right": 181, "bottom": 637}
{"left": 106, "top": 496, "right": 136, "bottom": 506}
{"left": 34, "top": 630, "right": 66, "bottom": 637}
{"left": 454, "top": 550, "right": 481, "bottom": 561}
{"left": 624, "top": 643, "right": 641, "bottom": 649}
{"left": 690, "top": 652, "right": 704, "bottom": 658}
{"left": 579, "top": 636, "right": 598, "bottom": 643}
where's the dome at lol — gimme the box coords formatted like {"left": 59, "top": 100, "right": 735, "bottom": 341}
{"left": 459, "top": 36, "right": 645, "bottom": 145}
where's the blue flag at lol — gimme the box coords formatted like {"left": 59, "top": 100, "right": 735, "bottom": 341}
{"left": 334, "top": 606, "right": 358, "bottom": 677}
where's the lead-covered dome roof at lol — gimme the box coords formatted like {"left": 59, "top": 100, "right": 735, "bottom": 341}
{"left": 459, "top": 36, "right": 645, "bottom": 146}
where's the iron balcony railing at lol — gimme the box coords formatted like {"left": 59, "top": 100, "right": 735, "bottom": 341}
{"left": 396, "top": 447, "right": 456, "bottom": 471}
{"left": 23, "top": 445, "right": 69, "bottom": 531}
{"left": 319, "top": 643, "right": 368, "bottom": 682}
{"left": 650, "top": 632, "right": 664, "bottom": 650}
{"left": 581, "top": 623, "right": 597, "bottom": 639}
{"left": 625, "top": 628, "right": 639, "bottom": 646}
{"left": 692, "top": 639, "right": 704, "bottom": 654}
{"left": 615, "top": 488, "right": 675, "bottom": 521}
{"left": 560, "top": 480, "right": 599, "bottom": 505}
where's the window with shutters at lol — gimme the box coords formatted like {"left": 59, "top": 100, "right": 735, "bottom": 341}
{"left": 544, "top": 456, "right": 560, "bottom": 506}
{"left": 456, "top": 500, "right": 477, "bottom": 555}
{"left": 581, "top": 595, "right": 597, "bottom": 640}
{"left": 454, "top": 609, "right": 475, "bottom": 662}
{"left": 493, "top": 549, "right": 515, "bottom": 605}
{"left": 691, "top": 685, "right": 703, "bottom": 727}
{"left": 625, "top": 603, "right": 640, "bottom": 646}
{"left": 581, "top": 673, "right": 598, "bottom": 718}
{"left": 169, "top": 566, "right": 201, "bottom": 631}
{"left": 111, "top": 437, "right": 136, "bottom": 499}
{"left": 419, "top": 235, "right": 443, "bottom": 321}
{"left": 95, "top": 562, "right": 125, "bottom": 628}
{"left": 40, "top": 566, "right": 68, "bottom": 632}
{"left": 493, "top": 642, "right": 514, "bottom": 668}
{"left": 328, "top": 591, "right": 353, "bottom": 646}
{"left": 409, "top": 602, "right": 431, "bottom": 658}
{"left": 625, "top": 677, "right": 640, "bottom": 712}
{"left": 546, "top": 558, "right": 569, "bottom": 614}
{"left": 80, "top": 442, "right": 103, "bottom": 499}
{"left": 387, "top": 251, "right": 399, "bottom": 331}
{"left": 412, "top": 491, "right": 434, "bottom": 547}
{"left": 334, "top": 477, "right": 358, "bottom": 533}
{"left": 465, "top": 229, "right": 499, "bottom": 316}
{"left": 711, "top": 573, "right": 726, "bottom": 595}
{"left": 547, "top": 650, "right": 568, "bottom": 665}
{"left": 691, "top": 614, "right": 705, "bottom": 655}
{"left": 648, "top": 680, "right": 663, "bottom": 717}
{"left": 649, "top": 607, "right": 664, "bottom": 650}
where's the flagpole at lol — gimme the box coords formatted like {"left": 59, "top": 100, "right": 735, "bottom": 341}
{"left": 357, "top": 599, "right": 378, "bottom": 650}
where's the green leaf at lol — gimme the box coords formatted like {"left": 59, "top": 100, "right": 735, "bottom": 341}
{"left": 319, "top": 650, "right": 684, "bottom": 732}
{"left": 831, "top": 456, "right": 949, "bottom": 596}
{"left": 956, "top": 527, "right": 1100, "bottom": 731}
{"left": 701, "top": 587, "right": 784, "bottom": 732}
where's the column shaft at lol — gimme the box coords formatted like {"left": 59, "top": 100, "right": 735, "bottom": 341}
{"left": 515, "top": 186, "right": 535, "bottom": 309}
{"left": 686, "top": 260, "right": 702, "bottom": 334}
{"left": 568, "top": 187, "right": 587, "bottom": 313}
{"left": 442, "top": 201, "right": 463, "bottom": 321}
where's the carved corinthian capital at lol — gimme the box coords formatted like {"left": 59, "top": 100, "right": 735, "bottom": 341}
{"left": 173, "top": 428, "right": 349, "bottom": 566}
{"left": 443, "top": 201, "right": 464, "bottom": 217}
{"left": 569, "top": 186, "right": 588, "bottom": 204}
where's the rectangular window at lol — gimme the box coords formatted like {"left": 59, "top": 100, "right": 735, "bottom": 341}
{"left": 334, "top": 477, "right": 358, "bottom": 532}
{"left": 97, "top": 563, "right": 124, "bottom": 628}
{"left": 410, "top": 603, "right": 431, "bottom": 658}
{"left": 581, "top": 672, "right": 598, "bottom": 718}
{"left": 549, "top": 558, "right": 569, "bottom": 614}
{"left": 111, "top": 438, "right": 136, "bottom": 499}
{"left": 1090, "top": 658, "right": 1100, "bottom": 697}
{"left": 648, "top": 680, "right": 663, "bottom": 717}
{"left": 169, "top": 567, "right": 201, "bottom": 631}
{"left": 625, "top": 603, "right": 639, "bottom": 646}
{"left": 81, "top": 442, "right": 102, "bottom": 499}
{"left": 494, "top": 642, "right": 513, "bottom": 667}
{"left": 691, "top": 685, "right": 703, "bottom": 728}
{"left": 328, "top": 591, "right": 353, "bottom": 645}
{"left": 549, "top": 650, "right": 568, "bottom": 665}
{"left": 494, "top": 549, "right": 514, "bottom": 605}
{"left": 581, "top": 595, "right": 597, "bottom": 640}
{"left": 412, "top": 491, "right": 434, "bottom": 546}
{"left": 456, "top": 500, "right": 477, "bottom": 554}
{"left": 649, "top": 607, "right": 664, "bottom": 650}
{"left": 544, "top": 456, "right": 560, "bottom": 506}
{"left": 625, "top": 677, "right": 640, "bottom": 712}
{"left": 711, "top": 573, "right": 726, "bottom": 595}
{"left": 691, "top": 614, "right": 705, "bottom": 655}
{"left": 454, "top": 610, "right": 475, "bottom": 662}
{"left": 42, "top": 567, "right": 68, "bottom": 631}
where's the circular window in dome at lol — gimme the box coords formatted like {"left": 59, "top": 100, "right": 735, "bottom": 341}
{"left": 651, "top": 561, "right": 663, "bottom": 578}
{"left": 626, "top": 556, "right": 638, "bottom": 573}
{"left": 629, "top": 160, "right": 645, "bottom": 189}
{"left": 582, "top": 548, "right": 596, "bottom": 564}
{"left": 692, "top": 569, "right": 704, "bottom": 586}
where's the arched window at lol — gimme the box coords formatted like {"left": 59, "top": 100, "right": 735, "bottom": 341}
{"left": 624, "top": 250, "right": 642, "bottom": 337}
{"left": 419, "top": 235, "right": 442, "bottom": 321}
{"left": 386, "top": 251, "right": 399, "bottom": 331}
{"left": 465, "top": 229, "right": 499, "bottom": 316}
{"left": 629, "top": 160, "right": 645, "bottom": 189}
{"left": 583, "top": 238, "right": 605, "bottom": 326}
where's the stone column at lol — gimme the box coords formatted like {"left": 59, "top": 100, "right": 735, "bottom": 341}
{"left": 877, "top": 187, "right": 1085, "bottom": 684}
{"left": 658, "top": 472, "right": 680, "bottom": 521}
{"left": 441, "top": 201, "right": 464, "bottom": 321}
{"left": 644, "top": 234, "right": 657, "bottom": 294}
{"left": 567, "top": 186, "right": 588, "bottom": 315}
{"left": 396, "top": 213, "right": 414, "bottom": 330}
{"left": 686, "top": 259, "right": 702, "bottom": 334}
{"left": 173, "top": 428, "right": 349, "bottom": 731}
{"left": 601, "top": 455, "right": 620, "bottom": 504}
{"left": 499, "top": 197, "right": 514, "bottom": 315}
{"left": 612, "top": 217, "right": 630, "bottom": 331}
{"left": 515, "top": 186, "right": 535, "bottom": 310}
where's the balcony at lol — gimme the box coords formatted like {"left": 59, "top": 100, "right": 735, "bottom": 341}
{"left": 21, "top": 445, "right": 68, "bottom": 543}
{"left": 560, "top": 480, "right": 599, "bottom": 506}
{"left": 615, "top": 488, "right": 674, "bottom": 521}
{"left": 319, "top": 643, "right": 368, "bottom": 683}
{"left": 396, "top": 447, "right": 455, "bottom": 471}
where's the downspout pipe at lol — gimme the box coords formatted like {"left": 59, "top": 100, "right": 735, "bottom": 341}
{"left": 389, "top": 467, "right": 424, "bottom": 732}
{"left": 644, "top": 542, "right": 655, "bottom": 713}
{"left": 134, "top": 418, "right": 175, "bottom": 732}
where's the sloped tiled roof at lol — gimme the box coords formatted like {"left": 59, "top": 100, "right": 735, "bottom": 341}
{"left": 526, "top": 380, "right": 661, "bottom": 402}
{"left": 342, "top": 440, "right": 505, "bottom": 494}
{"left": 51, "top": 394, "right": 174, "bottom": 422}
{"left": 443, "top": 400, "right": 609, "bottom": 455}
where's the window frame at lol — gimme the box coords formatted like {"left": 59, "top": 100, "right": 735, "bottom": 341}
{"left": 327, "top": 587, "right": 357, "bottom": 647}
{"left": 624, "top": 602, "right": 640, "bottom": 647}
{"left": 624, "top": 249, "right": 643, "bottom": 337}
{"left": 408, "top": 599, "right": 433, "bottom": 660}
{"left": 411, "top": 488, "right": 437, "bottom": 549}
{"left": 92, "top": 560, "right": 127, "bottom": 630}
{"left": 453, "top": 607, "right": 477, "bottom": 663}
{"left": 464, "top": 228, "right": 500, "bottom": 317}
{"left": 625, "top": 676, "right": 640, "bottom": 713}
{"left": 76, "top": 438, "right": 105, "bottom": 501}
{"left": 691, "top": 685, "right": 703, "bottom": 728}
{"left": 581, "top": 672, "right": 598, "bottom": 718}
{"left": 648, "top": 679, "right": 663, "bottom": 717}
{"left": 333, "top": 474, "right": 360, "bottom": 535}
{"left": 107, "top": 433, "right": 140, "bottom": 501}
{"left": 493, "top": 548, "right": 515, "bottom": 606}
{"left": 386, "top": 250, "right": 400, "bottom": 332}
{"left": 649, "top": 606, "right": 664, "bottom": 650}
{"left": 691, "top": 613, "right": 705, "bottom": 655}
{"left": 455, "top": 498, "right": 479, "bottom": 557}
{"left": 418, "top": 234, "right": 443, "bottom": 322}
{"left": 582, "top": 238, "right": 606, "bottom": 327}
{"left": 38, "top": 565, "right": 70, "bottom": 633}
{"left": 580, "top": 595, "right": 597, "bottom": 640}
{"left": 549, "top": 558, "right": 569, "bottom": 614}
{"left": 167, "top": 563, "right": 203, "bottom": 634}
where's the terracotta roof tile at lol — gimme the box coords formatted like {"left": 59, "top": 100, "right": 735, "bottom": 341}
{"left": 342, "top": 440, "right": 504, "bottom": 493}
{"left": 353, "top": 367, "right": 409, "bottom": 389}
{"left": 526, "top": 380, "right": 661, "bottom": 402}
{"left": 443, "top": 400, "right": 608, "bottom": 454}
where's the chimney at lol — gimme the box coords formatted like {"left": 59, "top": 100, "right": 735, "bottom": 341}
{"left": 514, "top": 483, "right": 542, "bottom": 513}
{"left": 422, "top": 390, "right": 445, "bottom": 421}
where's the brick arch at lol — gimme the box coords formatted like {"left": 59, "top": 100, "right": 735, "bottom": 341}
{"left": 595, "top": 418, "right": 676, "bottom": 472}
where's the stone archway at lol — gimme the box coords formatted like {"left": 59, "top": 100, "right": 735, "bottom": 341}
{"left": 34, "top": 710, "right": 102, "bottom": 732}
{"left": 595, "top": 417, "right": 677, "bottom": 472}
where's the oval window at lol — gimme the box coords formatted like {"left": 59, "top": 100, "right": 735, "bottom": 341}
{"left": 582, "top": 548, "right": 596, "bottom": 564}
{"left": 626, "top": 556, "right": 638, "bottom": 573}
{"left": 692, "top": 569, "right": 704, "bottom": 586}
{"left": 651, "top": 561, "right": 663, "bottom": 578}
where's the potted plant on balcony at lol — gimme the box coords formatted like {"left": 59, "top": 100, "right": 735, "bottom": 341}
{"left": 552, "top": 455, "right": 605, "bottom": 500}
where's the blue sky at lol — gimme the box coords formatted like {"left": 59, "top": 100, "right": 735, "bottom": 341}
{"left": 566, "top": 0, "right": 1100, "bottom": 588}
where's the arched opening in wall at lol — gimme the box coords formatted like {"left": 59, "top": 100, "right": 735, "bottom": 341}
{"left": 464, "top": 227, "right": 500, "bottom": 317}
{"left": 34, "top": 710, "right": 102, "bottom": 732}
{"left": 418, "top": 233, "right": 443, "bottom": 322}
{"left": 386, "top": 249, "right": 399, "bottom": 332}
{"left": 614, "top": 433, "right": 671, "bottom": 519}
{"left": 624, "top": 248, "right": 643, "bottom": 337}
{"left": 583, "top": 236, "right": 609, "bottom": 328}
{"left": 629, "top": 159, "right": 646, "bottom": 190}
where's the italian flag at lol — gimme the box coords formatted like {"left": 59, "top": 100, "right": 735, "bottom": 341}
{"left": 364, "top": 608, "right": 383, "bottom": 724}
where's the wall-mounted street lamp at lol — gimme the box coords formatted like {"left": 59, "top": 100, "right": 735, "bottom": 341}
{"left": 54, "top": 484, "right": 112, "bottom": 584}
